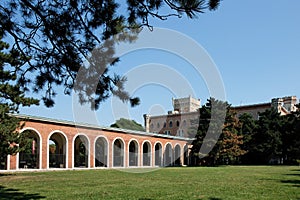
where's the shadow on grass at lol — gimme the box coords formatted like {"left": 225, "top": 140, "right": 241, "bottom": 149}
{"left": 0, "top": 185, "right": 46, "bottom": 199}
{"left": 281, "top": 180, "right": 300, "bottom": 188}
{"left": 0, "top": 173, "right": 16, "bottom": 177}
{"left": 138, "top": 197, "right": 222, "bottom": 200}
{"left": 281, "top": 169, "right": 300, "bottom": 188}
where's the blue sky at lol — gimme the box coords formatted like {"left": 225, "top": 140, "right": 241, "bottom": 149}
{"left": 20, "top": 1, "right": 300, "bottom": 126}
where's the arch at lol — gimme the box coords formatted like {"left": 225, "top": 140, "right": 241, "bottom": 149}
{"left": 0, "top": 155, "right": 7, "bottom": 170}
{"left": 169, "top": 121, "right": 173, "bottom": 128}
{"left": 128, "top": 139, "right": 139, "bottom": 167}
{"left": 94, "top": 136, "right": 108, "bottom": 167}
{"left": 142, "top": 141, "right": 152, "bottom": 166}
{"left": 18, "top": 128, "right": 42, "bottom": 169}
{"left": 154, "top": 142, "right": 163, "bottom": 167}
{"left": 112, "top": 138, "right": 125, "bottom": 167}
{"left": 174, "top": 144, "right": 181, "bottom": 166}
{"left": 157, "top": 122, "right": 160, "bottom": 128}
{"left": 48, "top": 131, "right": 68, "bottom": 169}
{"left": 183, "top": 144, "right": 189, "bottom": 166}
{"left": 164, "top": 143, "right": 173, "bottom": 167}
{"left": 73, "top": 134, "right": 90, "bottom": 168}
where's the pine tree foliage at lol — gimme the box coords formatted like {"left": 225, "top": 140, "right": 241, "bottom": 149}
{"left": 0, "top": 37, "right": 39, "bottom": 160}
{"left": 219, "top": 108, "right": 246, "bottom": 164}
{"left": 0, "top": 0, "right": 221, "bottom": 109}
{"left": 0, "top": 0, "right": 221, "bottom": 159}
{"left": 281, "top": 104, "right": 300, "bottom": 164}
{"left": 249, "top": 108, "right": 283, "bottom": 164}
{"left": 191, "top": 98, "right": 246, "bottom": 166}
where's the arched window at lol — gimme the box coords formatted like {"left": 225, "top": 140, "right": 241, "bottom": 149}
{"left": 49, "top": 132, "right": 67, "bottom": 168}
{"left": 19, "top": 129, "right": 41, "bottom": 169}
{"left": 74, "top": 135, "right": 89, "bottom": 168}
{"left": 113, "top": 139, "right": 124, "bottom": 167}
{"left": 95, "top": 137, "right": 108, "bottom": 167}
{"left": 169, "top": 121, "right": 173, "bottom": 128}
{"left": 128, "top": 140, "right": 138, "bottom": 167}
{"left": 150, "top": 123, "right": 154, "bottom": 129}
{"left": 164, "top": 144, "right": 173, "bottom": 166}
{"left": 142, "top": 142, "right": 151, "bottom": 166}
{"left": 176, "top": 120, "right": 180, "bottom": 127}
{"left": 154, "top": 143, "right": 163, "bottom": 166}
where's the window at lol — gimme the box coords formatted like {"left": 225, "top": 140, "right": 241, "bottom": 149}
{"left": 176, "top": 120, "right": 180, "bottom": 127}
{"left": 150, "top": 123, "right": 154, "bottom": 129}
{"left": 169, "top": 121, "right": 173, "bottom": 128}
{"left": 157, "top": 123, "right": 160, "bottom": 128}
{"left": 183, "top": 120, "right": 187, "bottom": 127}
{"left": 164, "top": 130, "right": 171, "bottom": 135}
{"left": 180, "top": 130, "right": 184, "bottom": 137}
{"left": 163, "top": 122, "right": 166, "bottom": 128}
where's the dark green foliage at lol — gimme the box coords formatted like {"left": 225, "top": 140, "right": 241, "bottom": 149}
{"left": 248, "top": 108, "right": 283, "bottom": 164}
{"left": 0, "top": 0, "right": 221, "bottom": 159}
{"left": 110, "top": 118, "right": 145, "bottom": 132}
{"left": 191, "top": 98, "right": 245, "bottom": 166}
{"left": 0, "top": 0, "right": 220, "bottom": 109}
{"left": 0, "top": 37, "right": 38, "bottom": 159}
{"left": 238, "top": 107, "right": 300, "bottom": 165}
{"left": 281, "top": 105, "right": 300, "bottom": 164}
{"left": 238, "top": 113, "right": 257, "bottom": 164}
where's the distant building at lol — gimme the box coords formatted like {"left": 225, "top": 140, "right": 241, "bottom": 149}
{"left": 234, "top": 96, "right": 298, "bottom": 119}
{"left": 144, "top": 96, "right": 200, "bottom": 138}
{"left": 144, "top": 96, "right": 298, "bottom": 137}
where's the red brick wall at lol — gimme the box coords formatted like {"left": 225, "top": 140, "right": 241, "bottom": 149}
{"left": 8, "top": 119, "right": 189, "bottom": 170}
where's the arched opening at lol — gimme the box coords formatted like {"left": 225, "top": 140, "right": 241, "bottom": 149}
{"left": 142, "top": 142, "right": 151, "bottom": 166}
{"left": 174, "top": 145, "right": 181, "bottom": 166}
{"left": 49, "top": 132, "right": 67, "bottom": 168}
{"left": 113, "top": 139, "right": 124, "bottom": 167}
{"left": 74, "top": 135, "right": 89, "bottom": 168}
{"left": 18, "top": 130, "right": 40, "bottom": 169}
{"left": 164, "top": 143, "right": 172, "bottom": 167}
{"left": 0, "top": 155, "right": 7, "bottom": 170}
{"left": 154, "top": 143, "right": 163, "bottom": 167}
{"left": 184, "top": 145, "right": 189, "bottom": 166}
{"left": 95, "top": 137, "right": 108, "bottom": 167}
{"left": 128, "top": 140, "right": 138, "bottom": 167}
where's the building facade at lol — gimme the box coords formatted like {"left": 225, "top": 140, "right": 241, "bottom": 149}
{"left": 1, "top": 114, "right": 192, "bottom": 171}
{"left": 144, "top": 96, "right": 298, "bottom": 137}
{"left": 144, "top": 96, "right": 201, "bottom": 138}
{"left": 234, "top": 96, "right": 298, "bottom": 119}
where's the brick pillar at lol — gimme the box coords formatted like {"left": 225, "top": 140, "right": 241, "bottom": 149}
{"left": 68, "top": 136, "right": 73, "bottom": 169}
{"left": 90, "top": 137, "right": 94, "bottom": 168}
{"left": 41, "top": 134, "right": 47, "bottom": 169}
{"left": 109, "top": 139, "right": 113, "bottom": 168}
{"left": 10, "top": 155, "right": 17, "bottom": 170}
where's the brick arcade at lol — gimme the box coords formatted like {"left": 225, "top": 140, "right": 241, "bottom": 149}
{"left": 1, "top": 115, "right": 191, "bottom": 171}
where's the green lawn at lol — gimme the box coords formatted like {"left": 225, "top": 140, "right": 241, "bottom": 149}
{"left": 0, "top": 166, "right": 300, "bottom": 200}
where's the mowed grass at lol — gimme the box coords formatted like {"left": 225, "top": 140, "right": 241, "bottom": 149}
{"left": 1, "top": 166, "right": 300, "bottom": 200}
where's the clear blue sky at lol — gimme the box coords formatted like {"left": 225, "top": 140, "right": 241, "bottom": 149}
{"left": 20, "top": 0, "right": 300, "bottom": 126}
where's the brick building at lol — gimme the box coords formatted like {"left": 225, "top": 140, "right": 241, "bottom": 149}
{"left": 1, "top": 114, "right": 192, "bottom": 171}
{"left": 144, "top": 96, "right": 201, "bottom": 138}
{"left": 144, "top": 96, "right": 298, "bottom": 137}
